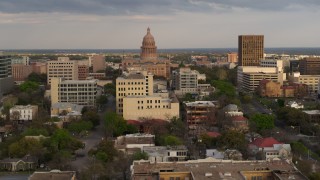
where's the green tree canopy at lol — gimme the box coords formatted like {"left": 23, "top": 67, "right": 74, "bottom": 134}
{"left": 67, "top": 120, "right": 93, "bottom": 134}
{"left": 132, "top": 151, "right": 149, "bottom": 160}
{"left": 104, "top": 112, "right": 138, "bottom": 137}
{"left": 216, "top": 130, "right": 247, "bottom": 151}
{"left": 82, "top": 110, "right": 100, "bottom": 127}
{"left": 89, "top": 140, "right": 118, "bottom": 162}
{"left": 19, "top": 81, "right": 39, "bottom": 92}
{"left": 249, "top": 114, "right": 275, "bottom": 132}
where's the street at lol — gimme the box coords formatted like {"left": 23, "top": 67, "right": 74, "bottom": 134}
{"left": 70, "top": 95, "right": 115, "bottom": 171}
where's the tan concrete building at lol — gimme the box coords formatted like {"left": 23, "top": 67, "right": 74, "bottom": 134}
{"left": 47, "top": 57, "right": 78, "bottom": 84}
{"left": 11, "top": 64, "right": 33, "bottom": 82}
{"left": 51, "top": 77, "right": 98, "bottom": 107}
{"left": 122, "top": 28, "right": 171, "bottom": 79}
{"left": 30, "top": 62, "right": 47, "bottom": 74}
{"left": 258, "top": 79, "right": 281, "bottom": 97}
{"left": 131, "top": 158, "right": 307, "bottom": 180}
{"left": 299, "top": 57, "right": 320, "bottom": 75}
{"left": 91, "top": 54, "right": 105, "bottom": 73}
{"left": 238, "top": 35, "right": 264, "bottom": 66}
{"left": 237, "top": 66, "right": 284, "bottom": 92}
{"left": 78, "top": 64, "right": 89, "bottom": 80}
{"left": 116, "top": 70, "right": 179, "bottom": 121}
{"left": 227, "top": 52, "right": 238, "bottom": 63}
{"left": 297, "top": 75, "right": 320, "bottom": 94}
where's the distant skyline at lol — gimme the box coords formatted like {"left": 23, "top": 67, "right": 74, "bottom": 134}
{"left": 0, "top": 0, "right": 320, "bottom": 49}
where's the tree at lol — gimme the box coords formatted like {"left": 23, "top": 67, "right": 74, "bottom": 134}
{"left": 89, "top": 139, "right": 118, "bottom": 163}
{"left": 104, "top": 83, "right": 116, "bottom": 96}
{"left": 67, "top": 120, "right": 93, "bottom": 134}
{"left": 249, "top": 114, "right": 275, "bottom": 132}
{"left": 19, "top": 81, "right": 39, "bottom": 92}
{"left": 104, "top": 112, "right": 137, "bottom": 137}
{"left": 217, "top": 130, "right": 247, "bottom": 152}
{"left": 10, "top": 111, "right": 20, "bottom": 121}
{"left": 82, "top": 110, "right": 100, "bottom": 127}
{"left": 161, "top": 135, "right": 183, "bottom": 146}
{"left": 27, "top": 73, "right": 47, "bottom": 84}
{"left": 132, "top": 151, "right": 148, "bottom": 160}
{"left": 96, "top": 95, "right": 108, "bottom": 106}
{"left": 9, "top": 138, "right": 43, "bottom": 158}
{"left": 23, "top": 127, "right": 49, "bottom": 136}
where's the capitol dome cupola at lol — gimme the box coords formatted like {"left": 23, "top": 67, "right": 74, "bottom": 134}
{"left": 141, "top": 27, "right": 157, "bottom": 60}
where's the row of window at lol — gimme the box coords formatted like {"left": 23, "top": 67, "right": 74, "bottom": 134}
{"left": 118, "top": 81, "right": 144, "bottom": 85}
{"left": 137, "top": 105, "right": 169, "bottom": 109}
{"left": 118, "top": 87, "right": 144, "bottom": 91}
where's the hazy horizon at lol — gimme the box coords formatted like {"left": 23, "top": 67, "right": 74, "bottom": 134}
{"left": 0, "top": 0, "right": 320, "bottom": 49}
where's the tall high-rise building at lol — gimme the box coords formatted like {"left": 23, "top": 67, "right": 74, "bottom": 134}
{"left": 238, "top": 35, "right": 264, "bottom": 66}
{"left": 299, "top": 57, "right": 320, "bottom": 75}
{"left": 47, "top": 57, "right": 78, "bottom": 84}
{"left": 0, "top": 56, "right": 14, "bottom": 98}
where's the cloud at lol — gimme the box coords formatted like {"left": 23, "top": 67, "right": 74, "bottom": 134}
{"left": 0, "top": 0, "right": 319, "bottom": 16}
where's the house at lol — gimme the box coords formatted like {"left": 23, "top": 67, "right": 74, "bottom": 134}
{"left": 249, "top": 137, "right": 291, "bottom": 160}
{"left": 0, "top": 155, "right": 37, "bottom": 171}
{"left": 9, "top": 105, "right": 38, "bottom": 122}
{"left": 114, "top": 133, "right": 155, "bottom": 154}
{"left": 51, "top": 102, "right": 83, "bottom": 121}
{"left": 143, "top": 146, "right": 188, "bottom": 162}
{"left": 223, "top": 104, "right": 243, "bottom": 117}
{"left": 303, "top": 110, "right": 320, "bottom": 123}
{"left": 287, "top": 101, "right": 304, "bottom": 109}
{"left": 228, "top": 116, "right": 249, "bottom": 132}
{"left": 29, "top": 170, "right": 77, "bottom": 180}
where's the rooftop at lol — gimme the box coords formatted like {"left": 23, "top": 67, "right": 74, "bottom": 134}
{"left": 132, "top": 158, "right": 307, "bottom": 180}
{"left": 250, "top": 137, "right": 282, "bottom": 148}
{"left": 303, "top": 110, "right": 320, "bottom": 115}
{"left": 185, "top": 101, "right": 215, "bottom": 107}
{"left": 29, "top": 170, "right": 76, "bottom": 180}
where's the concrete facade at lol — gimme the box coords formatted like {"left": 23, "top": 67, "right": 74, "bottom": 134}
{"left": 51, "top": 78, "right": 98, "bottom": 107}
{"left": 47, "top": 57, "right": 78, "bottom": 84}
{"left": 11, "top": 64, "right": 33, "bottom": 82}
{"left": 116, "top": 70, "right": 179, "bottom": 121}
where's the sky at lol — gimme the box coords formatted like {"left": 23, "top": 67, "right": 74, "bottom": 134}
{"left": 0, "top": 0, "right": 319, "bottom": 49}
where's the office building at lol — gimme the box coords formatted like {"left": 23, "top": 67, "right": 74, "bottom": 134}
{"left": 238, "top": 35, "right": 264, "bottom": 66}
{"left": 11, "top": 64, "right": 33, "bottom": 82}
{"left": 0, "top": 56, "right": 14, "bottom": 99}
{"left": 78, "top": 65, "right": 89, "bottom": 80}
{"left": 51, "top": 78, "right": 98, "bottom": 107}
{"left": 47, "top": 57, "right": 78, "bottom": 84}
{"left": 11, "top": 56, "right": 30, "bottom": 65}
{"left": 131, "top": 158, "right": 306, "bottom": 180}
{"left": 237, "top": 66, "right": 284, "bottom": 92}
{"left": 30, "top": 62, "right": 47, "bottom": 74}
{"left": 227, "top": 52, "right": 238, "bottom": 63}
{"left": 116, "top": 70, "right": 179, "bottom": 121}
{"left": 299, "top": 57, "right": 320, "bottom": 75}
{"left": 91, "top": 54, "right": 105, "bottom": 73}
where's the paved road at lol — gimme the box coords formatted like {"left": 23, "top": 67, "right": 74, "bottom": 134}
{"left": 70, "top": 96, "right": 115, "bottom": 171}
{"left": 241, "top": 99, "right": 272, "bottom": 116}
{"left": 0, "top": 174, "right": 29, "bottom": 180}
